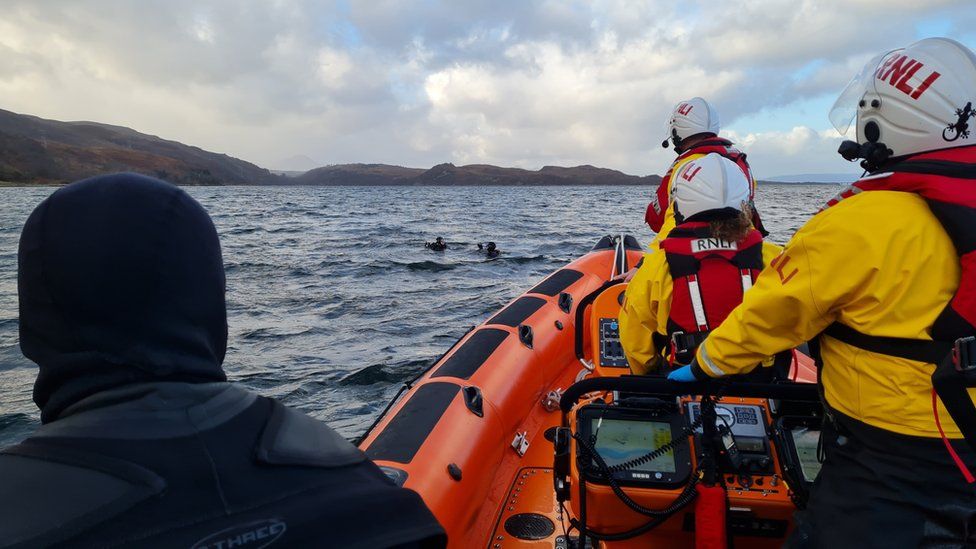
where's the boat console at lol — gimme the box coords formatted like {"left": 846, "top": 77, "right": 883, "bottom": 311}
{"left": 553, "top": 376, "right": 823, "bottom": 547}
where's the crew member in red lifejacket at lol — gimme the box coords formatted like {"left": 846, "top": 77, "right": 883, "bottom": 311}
{"left": 667, "top": 37, "right": 976, "bottom": 547}
{"left": 645, "top": 97, "right": 767, "bottom": 250}
{"left": 619, "top": 152, "right": 783, "bottom": 375}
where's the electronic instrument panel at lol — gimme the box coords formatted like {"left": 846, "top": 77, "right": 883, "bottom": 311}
{"left": 577, "top": 405, "right": 692, "bottom": 488}
{"left": 598, "top": 318, "right": 629, "bottom": 368}
{"left": 568, "top": 395, "right": 821, "bottom": 543}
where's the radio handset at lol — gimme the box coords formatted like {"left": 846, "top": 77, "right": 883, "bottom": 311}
{"left": 716, "top": 423, "right": 743, "bottom": 470}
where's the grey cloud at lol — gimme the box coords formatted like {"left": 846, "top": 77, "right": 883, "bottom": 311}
{"left": 348, "top": 0, "right": 593, "bottom": 52}
{"left": 0, "top": 0, "right": 972, "bottom": 176}
{"left": 11, "top": 2, "right": 279, "bottom": 85}
{"left": 0, "top": 43, "right": 49, "bottom": 79}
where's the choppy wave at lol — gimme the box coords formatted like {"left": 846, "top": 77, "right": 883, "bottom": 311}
{"left": 0, "top": 183, "right": 840, "bottom": 446}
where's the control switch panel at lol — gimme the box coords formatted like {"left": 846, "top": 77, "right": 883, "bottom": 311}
{"left": 599, "top": 318, "right": 629, "bottom": 368}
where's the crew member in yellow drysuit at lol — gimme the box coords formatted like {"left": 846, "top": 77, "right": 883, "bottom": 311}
{"left": 671, "top": 37, "right": 976, "bottom": 547}
{"left": 620, "top": 153, "right": 782, "bottom": 375}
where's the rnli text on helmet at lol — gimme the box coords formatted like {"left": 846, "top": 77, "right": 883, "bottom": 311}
{"left": 875, "top": 54, "right": 941, "bottom": 100}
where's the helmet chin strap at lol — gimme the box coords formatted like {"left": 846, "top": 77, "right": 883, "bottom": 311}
{"left": 673, "top": 204, "right": 685, "bottom": 224}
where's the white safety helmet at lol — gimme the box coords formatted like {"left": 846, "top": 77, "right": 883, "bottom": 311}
{"left": 663, "top": 97, "right": 721, "bottom": 151}
{"left": 671, "top": 153, "right": 750, "bottom": 220}
{"left": 829, "top": 37, "right": 976, "bottom": 170}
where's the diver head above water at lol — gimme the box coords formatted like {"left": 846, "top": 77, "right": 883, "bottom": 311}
{"left": 662, "top": 97, "right": 720, "bottom": 154}
{"left": 830, "top": 37, "right": 976, "bottom": 172}
{"left": 18, "top": 173, "right": 228, "bottom": 423}
{"left": 425, "top": 236, "right": 447, "bottom": 250}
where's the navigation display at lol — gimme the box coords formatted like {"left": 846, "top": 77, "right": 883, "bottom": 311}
{"left": 790, "top": 427, "right": 822, "bottom": 481}
{"left": 591, "top": 419, "right": 676, "bottom": 473}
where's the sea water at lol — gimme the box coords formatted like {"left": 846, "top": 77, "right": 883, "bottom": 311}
{"left": 0, "top": 184, "right": 840, "bottom": 446}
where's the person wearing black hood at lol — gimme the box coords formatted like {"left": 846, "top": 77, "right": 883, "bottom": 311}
{"left": 0, "top": 173, "right": 446, "bottom": 548}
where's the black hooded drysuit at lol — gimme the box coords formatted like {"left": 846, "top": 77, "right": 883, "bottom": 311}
{"left": 0, "top": 174, "right": 445, "bottom": 548}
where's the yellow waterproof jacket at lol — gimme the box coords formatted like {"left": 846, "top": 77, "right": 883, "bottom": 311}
{"left": 619, "top": 241, "right": 783, "bottom": 375}
{"left": 696, "top": 190, "right": 968, "bottom": 438}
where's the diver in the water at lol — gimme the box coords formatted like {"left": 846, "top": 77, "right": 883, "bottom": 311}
{"left": 425, "top": 236, "right": 447, "bottom": 251}
{"left": 0, "top": 173, "right": 446, "bottom": 548}
{"left": 477, "top": 242, "right": 500, "bottom": 258}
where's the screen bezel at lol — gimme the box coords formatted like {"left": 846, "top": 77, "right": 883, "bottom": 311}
{"left": 786, "top": 426, "right": 821, "bottom": 483}
{"left": 577, "top": 405, "right": 692, "bottom": 489}
{"left": 774, "top": 416, "right": 822, "bottom": 487}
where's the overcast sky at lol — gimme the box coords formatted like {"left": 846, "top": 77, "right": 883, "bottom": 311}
{"left": 1, "top": 1, "right": 974, "bottom": 178}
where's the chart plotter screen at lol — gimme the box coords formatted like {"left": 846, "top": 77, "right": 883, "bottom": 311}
{"left": 591, "top": 418, "right": 676, "bottom": 473}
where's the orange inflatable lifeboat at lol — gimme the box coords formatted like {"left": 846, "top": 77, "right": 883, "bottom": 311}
{"left": 359, "top": 235, "right": 819, "bottom": 548}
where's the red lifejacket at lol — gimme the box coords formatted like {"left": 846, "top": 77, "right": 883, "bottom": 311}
{"left": 823, "top": 144, "right": 976, "bottom": 339}
{"left": 646, "top": 138, "right": 766, "bottom": 235}
{"left": 660, "top": 222, "right": 764, "bottom": 363}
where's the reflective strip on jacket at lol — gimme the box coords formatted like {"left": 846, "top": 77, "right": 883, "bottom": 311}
{"left": 619, "top": 241, "right": 783, "bottom": 374}
{"left": 696, "top": 190, "right": 968, "bottom": 438}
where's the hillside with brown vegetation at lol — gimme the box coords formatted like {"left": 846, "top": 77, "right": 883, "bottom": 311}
{"left": 0, "top": 108, "right": 282, "bottom": 185}
{"left": 296, "top": 162, "right": 661, "bottom": 186}
{"left": 0, "top": 108, "right": 665, "bottom": 187}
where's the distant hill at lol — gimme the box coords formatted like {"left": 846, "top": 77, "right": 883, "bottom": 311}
{"left": 296, "top": 162, "right": 661, "bottom": 186}
{"left": 0, "top": 108, "right": 679, "bottom": 187}
{"left": 0, "top": 108, "right": 282, "bottom": 185}
{"left": 764, "top": 173, "right": 858, "bottom": 184}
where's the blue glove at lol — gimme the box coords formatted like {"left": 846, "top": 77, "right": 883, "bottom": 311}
{"left": 667, "top": 364, "right": 697, "bottom": 382}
